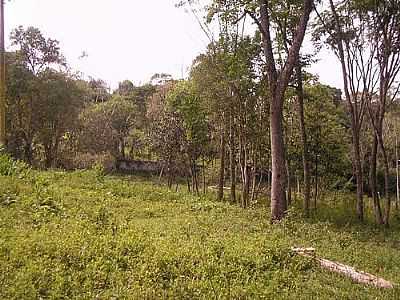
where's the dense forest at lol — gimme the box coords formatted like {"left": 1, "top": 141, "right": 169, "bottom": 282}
{"left": 1, "top": 0, "right": 400, "bottom": 298}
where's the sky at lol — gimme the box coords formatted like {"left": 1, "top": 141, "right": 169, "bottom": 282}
{"left": 5, "top": 0, "right": 342, "bottom": 90}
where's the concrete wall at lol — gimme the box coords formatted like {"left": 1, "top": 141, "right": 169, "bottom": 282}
{"left": 116, "top": 159, "right": 162, "bottom": 174}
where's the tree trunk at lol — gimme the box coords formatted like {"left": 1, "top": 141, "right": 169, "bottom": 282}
{"left": 119, "top": 138, "right": 125, "bottom": 159}
{"left": 0, "top": 0, "right": 6, "bottom": 148}
{"left": 378, "top": 134, "right": 391, "bottom": 226}
{"left": 44, "top": 146, "right": 53, "bottom": 169}
{"left": 314, "top": 149, "right": 318, "bottom": 210}
{"left": 24, "top": 139, "right": 33, "bottom": 165}
{"left": 353, "top": 131, "right": 364, "bottom": 221}
{"left": 217, "top": 125, "right": 226, "bottom": 201}
{"left": 250, "top": 151, "right": 258, "bottom": 203}
{"left": 292, "top": 248, "right": 394, "bottom": 289}
{"left": 328, "top": 0, "right": 364, "bottom": 222}
{"left": 193, "top": 162, "right": 200, "bottom": 195}
{"left": 239, "top": 133, "right": 250, "bottom": 208}
{"left": 203, "top": 158, "right": 207, "bottom": 194}
{"left": 229, "top": 113, "right": 236, "bottom": 203}
{"left": 396, "top": 131, "right": 399, "bottom": 211}
{"left": 370, "top": 134, "right": 384, "bottom": 224}
{"left": 295, "top": 64, "right": 311, "bottom": 216}
{"left": 270, "top": 97, "right": 287, "bottom": 220}
{"left": 286, "top": 157, "right": 292, "bottom": 206}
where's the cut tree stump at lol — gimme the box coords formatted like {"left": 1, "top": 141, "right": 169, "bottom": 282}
{"left": 292, "top": 247, "right": 394, "bottom": 289}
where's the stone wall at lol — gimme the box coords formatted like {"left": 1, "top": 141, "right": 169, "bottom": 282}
{"left": 116, "top": 159, "right": 162, "bottom": 174}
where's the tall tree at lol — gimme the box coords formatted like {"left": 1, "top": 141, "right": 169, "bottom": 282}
{"left": 367, "top": 0, "right": 400, "bottom": 225}
{"left": 0, "top": 0, "right": 6, "bottom": 147}
{"left": 8, "top": 26, "right": 66, "bottom": 164}
{"left": 315, "top": 0, "right": 400, "bottom": 224}
{"left": 315, "top": 0, "right": 375, "bottom": 222}
{"left": 252, "top": 0, "right": 314, "bottom": 221}
{"left": 271, "top": 0, "right": 314, "bottom": 216}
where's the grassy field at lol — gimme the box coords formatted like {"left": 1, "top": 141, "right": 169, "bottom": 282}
{"left": 1, "top": 162, "right": 400, "bottom": 299}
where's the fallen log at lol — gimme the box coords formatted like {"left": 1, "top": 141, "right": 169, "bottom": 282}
{"left": 207, "top": 186, "right": 231, "bottom": 191}
{"left": 292, "top": 247, "right": 394, "bottom": 289}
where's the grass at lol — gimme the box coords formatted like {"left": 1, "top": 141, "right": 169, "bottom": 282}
{"left": 0, "top": 164, "right": 400, "bottom": 299}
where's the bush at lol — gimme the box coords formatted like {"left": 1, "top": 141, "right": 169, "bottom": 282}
{"left": 0, "top": 153, "right": 30, "bottom": 177}
{"left": 72, "top": 152, "right": 116, "bottom": 173}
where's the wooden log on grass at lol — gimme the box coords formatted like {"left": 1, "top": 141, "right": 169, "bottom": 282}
{"left": 292, "top": 247, "right": 394, "bottom": 289}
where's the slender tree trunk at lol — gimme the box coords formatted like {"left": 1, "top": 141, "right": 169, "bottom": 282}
{"left": 329, "top": 0, "right": 364, "bottom": 222}
{"left": 186, "top": 176, "right": 191, "bottom": 193}
{"left": 396, "top": 131, "right": 399, "bottom": 211}
{"left": 193, "top": 162, "right": 199, "bottom": 195}
{"left": 286, "top": 158, "right": 292, "bottom": 206}
{"left": 251, "top": 151, "right": 258, "bottom": 203}
{"left": 45, "top": 148, "right": 52, "bottom": 169}
{"left": 353, "top": 131, "right": 364, "bottom": 221}
{"left": 295, "top": 64, "right": 311, "bottom": 216}
{"left": 0, "top": 0, "right": 5, "bottom": 147}
{"left": 119, "top": 138, "right": 125, "bottom": 159}
{"left": 239, "top": 132, "right": 250, "bottom": 208}
{"left": 377, "top": 132, "right": 391, "bottom": 226}
{"left": 314, "top": 149, "right": 318, "bottom": 210}
{"left": 218, "top": 124, "right": 226, "bottom": 201}
{"left": 229, "top": 113, "right": 236, "bottom": 203}
{"left": 370, "top": 134, "right": 384, "bottom": 224}
{"left": 24, "top": 139, "right": 33, "bottom": 165}
{"left": 203, "top": 158, "right": 206, "bottom": 195}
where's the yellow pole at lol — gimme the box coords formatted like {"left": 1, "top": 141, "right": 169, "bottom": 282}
{"left": 0, "top": 0, "right": 6, "bottom": 148}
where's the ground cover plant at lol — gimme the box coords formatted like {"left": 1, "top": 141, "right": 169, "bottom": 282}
{"left": 0, "top": 161, "right": 399, "bottom": 299}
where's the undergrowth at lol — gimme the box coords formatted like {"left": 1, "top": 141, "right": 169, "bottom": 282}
{"left": 0, "top": 156, "right": 399, "bottom": 299}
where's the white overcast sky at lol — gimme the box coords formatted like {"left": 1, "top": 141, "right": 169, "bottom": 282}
{"left": 5, "top": 0, "right": 342, "bottom": 90}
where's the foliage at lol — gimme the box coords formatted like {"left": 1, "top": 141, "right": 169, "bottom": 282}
{"left": 78, "top": 96, "right": 138, "bottom": 159}
{"left": 10, "top": 25, "right": 65, "bottom": 75}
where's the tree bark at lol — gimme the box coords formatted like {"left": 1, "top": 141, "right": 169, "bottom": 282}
{"left": 292, "top": 248, "right": 394, "bottom": 289}
{"left": 269, "top": 99, "right": 287, "bottom": 218}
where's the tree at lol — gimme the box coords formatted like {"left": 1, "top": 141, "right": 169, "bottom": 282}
{"left": 10, "top": 26, "right": 65, "bottom": 75}
{"left": 167, "top": 80, "right": 211, "bottom": 194}
{"left": 36, "top": 71, "right": 84, "bottom": 168}
{"left": 78, "top": 96, "right": 137, "bottom": 159}
{"left": 87, "top": 78, "right": 110, "bottom": 103}
{"left": 315, "top": 0, "right": 400, "bottom": 224}
{"left": 117, "top": 80, "right": 135, "bottom": 96}
{"left": 366, "top": 0, "right": 400, "bottom": 225}
{"left": 270, "top": 0, "right": 316, "bottom": 216}
{"left": 248, "top": 0, "right": 314, "bottom": 221}
{"left": 7, "top": 26, "right": 66, "bottom": 164}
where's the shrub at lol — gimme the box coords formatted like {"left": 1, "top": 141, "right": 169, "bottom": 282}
{"left": 72, "top": 152, "right": 116, "bottom": 173}
{"left": 0, "top": 153, "right": 30, "bottom": 177}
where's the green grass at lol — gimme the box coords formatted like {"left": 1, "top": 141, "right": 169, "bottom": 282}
{"left": 0, "top": 167, "right": 400, "bottom": 299}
